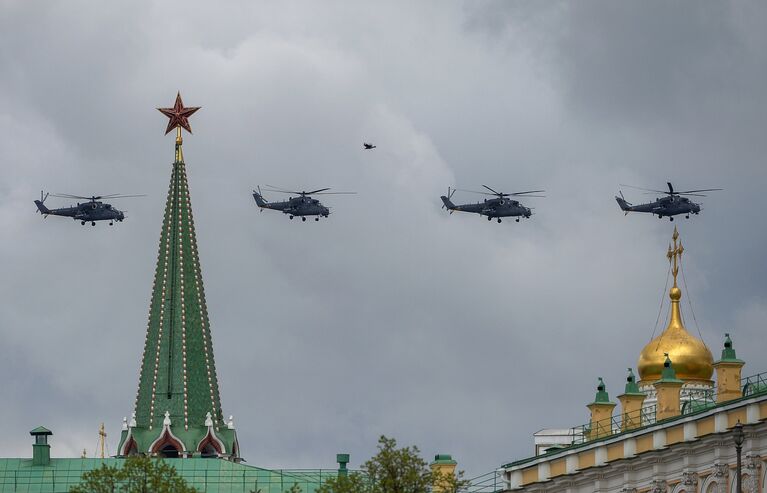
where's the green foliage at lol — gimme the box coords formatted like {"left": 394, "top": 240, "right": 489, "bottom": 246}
{"left": 70, "top": 456, "right": 198, "bottom": 493}
{"left": 317, "top": 436, "right": 468, "bottom": 493}
{"left": 286, "top": 484, "right": 302, "bottom": 493}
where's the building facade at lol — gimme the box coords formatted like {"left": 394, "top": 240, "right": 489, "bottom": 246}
{"left": 500, "top": 228, "right": 767, "bottom": 493}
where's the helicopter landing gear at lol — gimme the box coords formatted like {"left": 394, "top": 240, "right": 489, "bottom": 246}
{"left": 81, "top": 221, "right": 86, "bottom": 225}
{"left": 497, "top": 218, "right": 502, "bottom": 223}
{"left": 289, "top": 215, "right": 294, "bottom": 220}
{"left": 315, "top": 217, "right": 319, "bottom": 221}
{"left": 669, "top": 217, "right": 674, "bottom": 222}
{"left": 487, "top": 216, "right": 492, "bottom": 221}
{"left": 302, "top": 217, "right": 306, "bottom": 222}
{"left": 91, "top": 221, "right": 96, "bottom": 226}
{"left": 109, "top": 222, "right": 114, "bottom": 226}
{"left": 685, "top": 214, "right": 690, "bottom": 219}
{"left": 516, "top": 218, "right": 520, "bottom": 223}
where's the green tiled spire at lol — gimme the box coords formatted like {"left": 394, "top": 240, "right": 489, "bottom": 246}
{"left": 119, "top": 97, "right": 238, "bottom": 459}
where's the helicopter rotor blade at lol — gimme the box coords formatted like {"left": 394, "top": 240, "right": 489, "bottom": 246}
{"left": 100, "top": 194, "right": 147, "bottom": 199}
{"left": 510, "top": 190, "right": 545, "bottom": 196}
{"left": 303, "top": 188, "right": 331, "bottom": 195}
{"left": 674, "top": 188, "right": 723, "bottom": 194}
{"left": 312, "top": 192, "right": 356, "bottom": 195}
{"left": 262, "top": 185, "right": 299, "bottom": 194}
{"left": 482, "top": 184, "right": 502, "bottom": 196}
{"left": 618, "top": 184, "right": 669, "bottom": 194}
{"left": 456, "top": 188, "right": 495, "bottom": 196}
{"left": 51, "top": 193, "right": 92, "bottom": 200}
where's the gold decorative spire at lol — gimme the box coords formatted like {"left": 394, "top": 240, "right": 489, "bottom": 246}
{"left": 638, "top": 227, "right": 713, "bottom": 383}
{"left": 667, "top": 226, "right": 683, "bottom": 289}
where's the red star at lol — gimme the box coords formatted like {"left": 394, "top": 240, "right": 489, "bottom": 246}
{"left": 157, "top": 92, "right": 201, "bottom": 135}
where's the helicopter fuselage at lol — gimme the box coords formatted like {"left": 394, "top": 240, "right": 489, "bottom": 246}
{"left": 616, "top": 195, "right": 701, "bottom": 218}
{"left": 35, "top": 200, "right": 126, "bottom": 224}
{"left": 253, "top": 192, "right": 330, "bottom": 219}
{"left": 441, "top": 197, "right": 532, "bottom": 219}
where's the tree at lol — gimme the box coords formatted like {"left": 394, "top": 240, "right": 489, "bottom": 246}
{"left": 70, "top": 456, "right": 198, "bottom": 493}
{"left": 317, "top": 436, "right": 468, "bottom": 493}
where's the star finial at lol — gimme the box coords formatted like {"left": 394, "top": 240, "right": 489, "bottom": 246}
{"left": 157, "top": 92, "right": 201, "bottom": 135}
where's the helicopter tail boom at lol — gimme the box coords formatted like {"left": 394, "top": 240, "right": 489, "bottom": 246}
{"left": 34, "top": 199, "right": 50, "bottom": 215}
{"left": 252, "top": 189, "right": 269, "bottom": 208}
{"left": 440, "top": 195, "right": 456, "bottom": 212}
{"left": 615, "top": 194, "right": 632, "bottom": 214}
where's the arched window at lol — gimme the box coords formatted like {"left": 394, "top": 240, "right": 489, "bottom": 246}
{"left": 200, "top": 443, "right": 218, "bottom": 458}
{"left": 159, "top": 444, "right": 180, "bottom": 459}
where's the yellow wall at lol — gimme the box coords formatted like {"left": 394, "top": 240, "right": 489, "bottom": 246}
{"left": 760, "top": 402, "right": 767, "bottom": 420}
{"left": 728, "top": 408, "right": 747, "bottom": 427}
{"left": 636, "top": 434, "right": 654, "bottom": 454}
{"left": 521, "top": 467, "right": 538, "bottom": 485}
{"left": 655, "top": 382, "right": 683, "bottom": 420}
{"left": 666, "top": 425, "right": 684, "bottom": 445}
{"left": 697, "top": 416, "right": 715, "bottom": 437}
{"left": 715, "top": 363, "right": 744, "bottom": 402}
{"left": 607, "top": 443, "right": 624, "bottom": 462}
{"left": 578, "top": 450, "right": 595, "bottom": 469}
{"left": 549, "top": 459, "right": 566, "bottom": 478}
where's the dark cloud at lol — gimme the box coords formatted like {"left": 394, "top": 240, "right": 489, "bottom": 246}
{"left": 1, "top": 0, "right": 766, "bottom": 478}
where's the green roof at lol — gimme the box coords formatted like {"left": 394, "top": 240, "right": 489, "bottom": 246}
{"left": 28, "top": 428, "right": 51, "bottom": 436}
{"left": 0, "top": 458, "right": 342, "bottom": 493}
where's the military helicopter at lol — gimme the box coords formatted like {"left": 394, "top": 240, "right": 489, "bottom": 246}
{"left": 363, "top": 142, "right": 376, "bottom": 150}
{"left": 615, "top": 182, "right": 722, "bottom": 221}
{"left": 34, "top": 191, "right": 145, "bottom": 226}
{"left": 252, "top": 185, "right": 355, "bottom": 221}
{"left": 440, "top": 185, "right": 545, "bottom": 223}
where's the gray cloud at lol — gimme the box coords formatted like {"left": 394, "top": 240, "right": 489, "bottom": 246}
{"left": 1, "top": 0, "right": 766, "bottom": 477}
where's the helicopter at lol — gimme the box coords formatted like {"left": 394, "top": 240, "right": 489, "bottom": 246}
{"left": 34, "top": 191, "right": 145, "bottom": 226}
{"left": 440, "top": 185, "right": 545, "bottom": 223}
{"left": 615, "top": 182, "right": 722, "bottom": 221}
{"left": 363, "top": 142, "right": 376, "bottom": 150}
{"left": 252, "top": 185, "right": 355, "bottom": 221}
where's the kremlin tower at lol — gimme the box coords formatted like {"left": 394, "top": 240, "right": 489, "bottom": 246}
{"left": 117, "top": 94, "right": 240, "bottom": 459}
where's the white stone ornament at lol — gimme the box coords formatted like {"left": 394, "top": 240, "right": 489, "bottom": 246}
{"left": 228, "top": 415, "right": 235, "bottom": 429}
{"left": 205, "top": 412, "right": 214, "bottom": 427}
{"left": 129, "top": 412, "right": 137, "bottom": 428}
{"left": 163, "top": 411, "right": 172, "bottom": 426}
{"left": 122, "top": 417, "right": 128, "bottom": 431}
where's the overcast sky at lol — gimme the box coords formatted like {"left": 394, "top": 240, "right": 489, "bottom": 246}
{"left": 1, "top": 0, "right": 766, "bottom": 478}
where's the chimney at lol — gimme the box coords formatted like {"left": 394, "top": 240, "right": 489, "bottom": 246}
{"left": 617, "top": 368, "right": 646, "bottom": 431}
{"left": 430, "top": 454, "right": 458, "bottom": 493}
{"left": 653, "top": 354, "right": 684, "bottom": 420}
{"left": 336, "top": 454, "right": 350, "bottom": 477}
{"left": 713, "top": 334, "right": 745, "bottom": 403}
{"left": 587, "top": 378, "right": 616, "bottom": 439}
{"left": 30, "top": 427, "right": 52, "bottom": 466}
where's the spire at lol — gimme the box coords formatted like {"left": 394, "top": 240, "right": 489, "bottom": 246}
{"left": 666, "top": 226, "right": 685, "bottom": 325}
{"left": 637, "top": 228, "right": 713, "bottom": 383}
{"left": 119, "top": 94, "right": 238, "bottom": 459}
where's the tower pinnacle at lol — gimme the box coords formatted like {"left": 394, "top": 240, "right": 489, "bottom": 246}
{"left": 118, "top": 95, "right": 238, "bottom": 460}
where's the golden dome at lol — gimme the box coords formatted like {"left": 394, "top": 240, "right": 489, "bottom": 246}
{"left": 637, "top": 228, "right": 713, "bottom": 384}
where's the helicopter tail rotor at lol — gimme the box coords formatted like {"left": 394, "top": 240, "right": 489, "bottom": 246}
{"left": 615, "top": 191, "right": 633, "bottom": 214}
{"left": 34, "top": 191, "right": 51, "bottom": 215}
{"left": 440, "top": 188, "right": 457, "bottom": 213}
